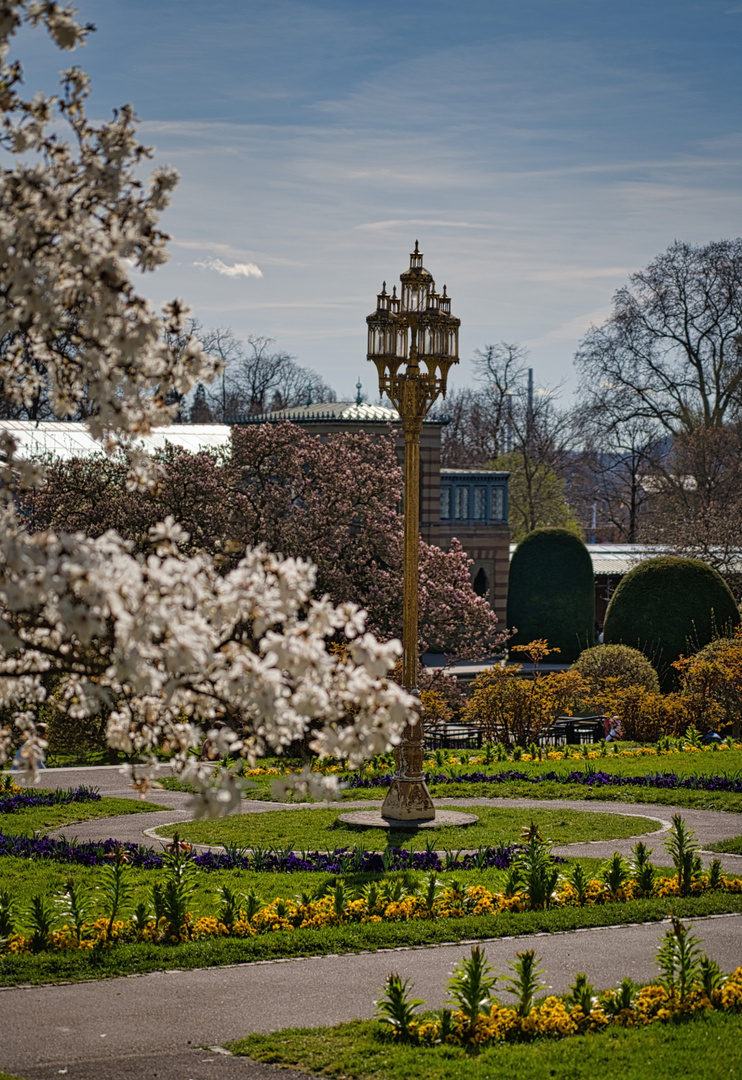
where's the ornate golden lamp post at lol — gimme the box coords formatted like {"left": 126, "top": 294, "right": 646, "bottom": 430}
{"left": 367, "top": 242, "right": 460, "bottom": 821}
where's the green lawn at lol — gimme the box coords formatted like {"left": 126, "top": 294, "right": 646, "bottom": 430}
{"left": 157, "top": 805, "right": 661, "bottom": 851}
{"left": 709, "top": 835, "right": 742, "bottom": 855}
{"left": 230, "top": 1011, "right": 742, "bottom": 1080}
{"left": 0, "top": 795, "right": 164, "bottom": 836}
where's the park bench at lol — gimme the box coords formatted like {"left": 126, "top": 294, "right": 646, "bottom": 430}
{"left": 539, "top": 715, "right": 606, "bottom": 747}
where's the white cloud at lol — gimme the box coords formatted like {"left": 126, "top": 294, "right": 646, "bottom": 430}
{"left": 524, "top": 306, "right": 614, "bottom": 349}
{"left": 194, "top": 257, "right": 263, "bottom": 279}
{"left": 355, "top": 219, "right": 490, "bottom": 232}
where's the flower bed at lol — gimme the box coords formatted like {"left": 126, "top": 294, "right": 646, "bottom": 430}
{"left": 0, "top": 786, "right": 101, "bottom": 814}
{"left": 406, "top": 980, "right": 742, "bottom": 1045}
{"left": 3, "top": 851, "right": 741, "bottom": 956}
{"left": 375, "top": 924, "right": 742, "bottom": 1050}
{"left": 343, "top": 768, "right": 742, "bottom": 793}
{"left": 0, "top": 830, "right": 521, "bottom": 873}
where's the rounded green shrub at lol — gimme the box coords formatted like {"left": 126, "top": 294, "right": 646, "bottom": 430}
{"left": 507, "top": 527, "right": 595, "bottom": 663}
{"left": 572, "top": 643, "right": 660, "bottom": 696}
{"left": 602, "top": 556, "right": 740, "bottom": 691}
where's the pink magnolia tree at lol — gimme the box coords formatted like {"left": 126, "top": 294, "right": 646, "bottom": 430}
{"left": 31, "top": 422, "right": 505, "bottom": 659}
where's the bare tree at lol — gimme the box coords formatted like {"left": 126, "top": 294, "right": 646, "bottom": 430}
{"left": 192, "top": 330, "right": 336, "bottom": 420}
{"left": 440, "top": 343, "right": 579, "bottom": 540}
{"left": 575, "top": 239, "right": 742, "bottom": 438}
{"left": 568, "top": 406, "right": 662, "bottom": 542}
{"left": 574, "top": 238, "right": 742, "bottom": 547}
{"left": 438, "top": 387, "right": 499, "bottom": 466}
{"left": 639, "top": 425, "right": 742, "bottom": 594}
{"left": 439, "top": 343, "right": 528, "bottom": 465}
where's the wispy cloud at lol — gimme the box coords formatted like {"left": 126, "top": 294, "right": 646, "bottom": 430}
{"left": 175, "top": 239, "right": 246, "bottom": 257}
{"left": 194, "top": 257, "right": 263, "bottom": 279}
{"left": 356, "top": 219, "right": 490, "bottom": 232}
{"left": 101, "top": 1, "right": 742, "bottom": 400}
{"left": 525, "top": 307, "right": 614, "bottom": 350}
{"left": 525, "top": 266, "right": 633, "bottom": 283}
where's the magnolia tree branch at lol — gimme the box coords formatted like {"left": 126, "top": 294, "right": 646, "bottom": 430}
{"left": 0, "top": 1, "right": 414, "bottom": 808}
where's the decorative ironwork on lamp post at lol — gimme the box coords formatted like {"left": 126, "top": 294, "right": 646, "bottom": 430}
{"left": 367, "top": 242, "right": 460, "bottom": 821}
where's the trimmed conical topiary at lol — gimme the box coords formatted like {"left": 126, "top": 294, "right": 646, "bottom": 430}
{"left": 507, "top": 527, "right": 595, "bottom": 662}
{"left": 603, "top": 556, "right": 740, "bottom": 691}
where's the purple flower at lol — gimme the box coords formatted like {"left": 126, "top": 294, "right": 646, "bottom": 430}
{"left": 0, "top": 785, "right": 101, "bottom": 814}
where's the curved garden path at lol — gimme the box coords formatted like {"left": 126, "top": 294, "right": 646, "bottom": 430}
{"left": 2, "top": 764, "right": 742, "bottom": 1080}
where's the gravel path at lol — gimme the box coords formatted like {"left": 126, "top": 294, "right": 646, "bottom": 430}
{"left": 2, "top": 913, "right": 742, "bottom": 1080}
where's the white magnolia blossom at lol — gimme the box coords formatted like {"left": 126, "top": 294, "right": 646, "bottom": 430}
{"left": 0, "top": 2, "right": 415, "bottom": 809}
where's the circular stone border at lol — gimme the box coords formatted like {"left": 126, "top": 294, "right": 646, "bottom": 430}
{"left": 338, "top": 809, "right": 479, "bottom": 830}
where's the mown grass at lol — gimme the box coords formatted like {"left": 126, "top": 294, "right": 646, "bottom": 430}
{"left": 76, "top": 747, "right": 742, "bottom": 817}
{"left": 229, "top": 1010, "right": 742, "bottom": 1080}
{"left": 2, "top": 891, "right": 741, "bottom": 987}
{"left": 1, "top": 851, "right": 619, "bottom": 911}
{"left": 0, "top": 795, "right": 164, "bottom": 836}
{"left": 709, "top": 835, "right": 742, "bottom": 855}
{"left": 157, "top": 804, "right": 660, "bottom": 850}
{"left": 143, "top": 772, "right": 742, "bottom": 812}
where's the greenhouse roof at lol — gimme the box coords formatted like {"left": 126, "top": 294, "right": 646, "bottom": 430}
{"left": 0, "top": 421, "right": 232, "bottom": 460}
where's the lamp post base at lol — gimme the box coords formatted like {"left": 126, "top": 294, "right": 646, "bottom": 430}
{"left": 381, "top": 777, "right": 435, "bottom": 821}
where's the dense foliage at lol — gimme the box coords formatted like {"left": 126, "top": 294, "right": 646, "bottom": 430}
{"left": 603, "top": 557, "right": 740, "bottom": 691}
{"left": 572, "top": 644, "right": 660, "bottom": 696}
{"left": 462, "top": 664, "right": 588, "bottom": 746}
{"left": 676, "top": 636, "right": 742, "bottom": 738}
{"left": 28, "top": 422, "right": 501, "bottom": 659}
{"left": 507, "top": 529, "right": 594, "bottom": 662}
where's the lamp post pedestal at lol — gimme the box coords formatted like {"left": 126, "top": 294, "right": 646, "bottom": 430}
{"left": 381, "top": 692, "right": 435, "bottom": 821}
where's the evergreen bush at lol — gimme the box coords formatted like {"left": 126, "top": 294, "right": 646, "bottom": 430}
{"left": 572, "top": 644, "right": 660, "bottom": 696}
{"left": 507, "top": 528, "right": 595, "bottom": 662}
{"left": 603, "top": 557, "right": 740, "bottom": 692}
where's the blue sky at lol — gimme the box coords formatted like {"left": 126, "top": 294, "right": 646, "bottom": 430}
{"left": 17, "top": 0, "right": 742, "bottom": 400}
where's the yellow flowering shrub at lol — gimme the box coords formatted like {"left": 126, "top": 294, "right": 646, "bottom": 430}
{"left": 393, "top": 975, "right": 741, "bottom": 1052}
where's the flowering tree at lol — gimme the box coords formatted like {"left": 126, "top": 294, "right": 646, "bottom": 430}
{"left": 0, "top": 1, "right": 414, "bottom": 806}
{"left": 30, "top": 422, "right": 504, "bottom": 657}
